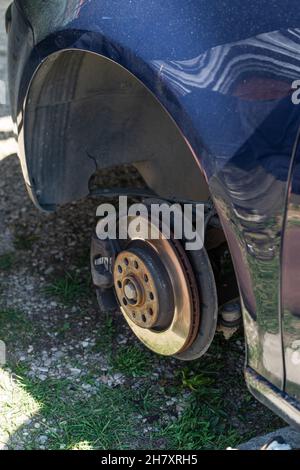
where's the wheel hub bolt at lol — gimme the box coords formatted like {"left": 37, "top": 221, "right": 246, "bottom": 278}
{"left": 124, "top": 281, "right": 138, "bottom": 302}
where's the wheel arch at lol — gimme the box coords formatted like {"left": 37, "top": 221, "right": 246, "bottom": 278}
{"left": 22, "top": 49, "right": 210, "bottom": 210}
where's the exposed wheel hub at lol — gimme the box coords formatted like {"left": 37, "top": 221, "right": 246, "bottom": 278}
{"left": 112, "top": 215, "right": 201, "bottom": 356}
{"left": 114, "top": 244, "right": 175, "bottom": 330}
{"left": 123, "top": 278, "right": 139, "bottom": 304}
{"left": 92, "top": 209, "right": 219, "bottom": 360}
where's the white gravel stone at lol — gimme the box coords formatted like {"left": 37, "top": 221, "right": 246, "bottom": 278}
{"left": 69, "top": 368, "right": 81, "bottom": 375}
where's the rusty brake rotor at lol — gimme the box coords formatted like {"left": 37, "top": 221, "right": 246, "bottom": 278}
{"left": 113, "top": 215, "right": 200, "bottom": 356}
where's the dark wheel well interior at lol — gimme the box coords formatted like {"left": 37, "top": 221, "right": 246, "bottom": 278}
{"left": 24, "top": 50, "right": 210, "bottom": 209}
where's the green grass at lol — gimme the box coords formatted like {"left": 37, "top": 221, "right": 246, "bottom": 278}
{"left": 0, "top": 304, "right": 282, "bottom": 450}
{"left": 94, "top": 316, "right": 117, "bottom": 352}
{"left": 2, "top": 364, "right": 242, "bottom": 450}
{"left": 4, "top": 374, "right": 142, "bottom": 450}
{"left": 0, "top": 309, "right": 33, "bottom": 343}
{"left": 158, "top": 356, "right": 236, "bottom": 449}
{"left": 0, "top": 368, "right": 40, "bottom": 444}
{"left": 44, "top": 271, "right": 90, "bottom": 305}
{"left": 109, "top": 344, "right": 154, "bottom": 377}
{"left": 161, "top": 394, "right": 241, "bottom": 450}
{"left": 179, "top": 369, "right": 215, "bottom": 393}
{"left": 0, "top": 330, "right": 282, "bottom": 450}
{"left": 0, "top": 253, "right": 15, "bottom": 271}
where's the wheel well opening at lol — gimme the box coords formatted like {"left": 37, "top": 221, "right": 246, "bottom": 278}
{"left": 24, "top": 49, "right": 210, "bottom": 209}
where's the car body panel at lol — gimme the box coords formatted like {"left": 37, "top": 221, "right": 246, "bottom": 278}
{"left": 7, "top": 0, "right": 300, "bottom": 423}
{"left": 282, "top": 128, "right": 300, "bottom": 401}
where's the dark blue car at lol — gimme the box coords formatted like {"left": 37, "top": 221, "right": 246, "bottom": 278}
{"left": 6, "top": 0, "right": 300, "bottom": 428}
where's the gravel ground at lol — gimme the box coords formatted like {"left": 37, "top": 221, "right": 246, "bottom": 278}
{"left": 0, "top": 0, "right": 284, "bottom": 450}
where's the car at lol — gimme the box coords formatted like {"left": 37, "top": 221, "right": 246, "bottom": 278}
{"left": 6, "top": 0, "right": 300, "bottom": 429}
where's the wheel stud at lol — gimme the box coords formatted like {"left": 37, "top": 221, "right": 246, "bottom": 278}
{"left": 124, "top": 281, "right": 138, "bottom": 302}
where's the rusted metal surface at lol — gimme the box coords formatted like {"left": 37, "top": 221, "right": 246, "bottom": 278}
{"left": 113, "top": 215, "right": 200, "bottom": 356}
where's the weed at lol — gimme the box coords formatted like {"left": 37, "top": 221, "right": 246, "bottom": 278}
{"left": 160, "top": 394, "right": 241, "bottom": 450}
{"left": 110, "top": 344, "right": 153, "bottom": 377}
{"left": 44, "top": 271, "right": 90, "bottom": 305}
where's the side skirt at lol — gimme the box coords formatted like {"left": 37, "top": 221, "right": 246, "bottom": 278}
{"left": 245, "top": 367, "right": 300, "bottom": 429}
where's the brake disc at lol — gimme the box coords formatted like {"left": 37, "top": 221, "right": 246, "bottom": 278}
{"left": 92, "top": 210, "right": 218, "bottom": 360}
